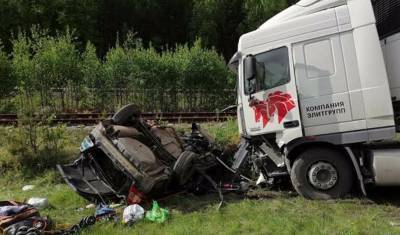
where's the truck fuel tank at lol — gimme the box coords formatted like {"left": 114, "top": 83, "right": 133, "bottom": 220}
{"left": 370, "top": 147, "right": 400, "bottom": 186}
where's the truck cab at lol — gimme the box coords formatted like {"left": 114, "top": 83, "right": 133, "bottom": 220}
{"left": 230, "top": 0, "right": 400, "bottom": 199}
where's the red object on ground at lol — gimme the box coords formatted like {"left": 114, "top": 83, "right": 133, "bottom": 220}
{"left": 127, "top": 185, "right": 146, "bottom": 205}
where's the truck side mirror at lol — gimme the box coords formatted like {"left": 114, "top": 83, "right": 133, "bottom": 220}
{"left": 244, "top": 55, "right": 256, "bottom": 82}
{"left": 244, "top": 55, "right": 257, "bottom": 97}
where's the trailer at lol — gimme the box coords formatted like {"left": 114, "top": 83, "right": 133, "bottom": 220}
{"left": 228, "top": 0, "right": 400, "bottom": 199}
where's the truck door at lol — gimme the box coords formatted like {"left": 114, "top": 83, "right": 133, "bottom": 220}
{"left": 241, "top": 46, "right": 303, "bottom": 144}
{"left": 292, "top": 34, "right": 356, "bottom": 136}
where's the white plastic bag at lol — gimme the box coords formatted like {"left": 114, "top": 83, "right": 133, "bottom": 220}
{"left": 123, "top": 204, "right": 145, "bottom": 224}
{"left": 27, "top": 197, "right": 49, "bottom": 209}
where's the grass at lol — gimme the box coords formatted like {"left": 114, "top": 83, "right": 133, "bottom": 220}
{"left": 2, "top": 175, "right": 400, "bottom": 235}
{"left": 1, "top": 122, "right": 400, "bottom": 234}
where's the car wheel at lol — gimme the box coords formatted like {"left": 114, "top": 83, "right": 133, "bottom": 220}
{"left": 290, "top": 147, "right": 354, "bottom": 200}
{"left": 173, "top": 151, "right": 196, "bottom": 185}
{"left": 112, "top": 104, "right": 140, "bottom": 125}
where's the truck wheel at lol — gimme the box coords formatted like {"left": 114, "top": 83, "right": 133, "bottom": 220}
{"left": 290, "top": 148, "right": 354, "bottom": 199}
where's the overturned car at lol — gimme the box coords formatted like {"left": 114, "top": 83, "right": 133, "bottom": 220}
{"left": 57, "top": 105, "right": 230, "bottom": 204}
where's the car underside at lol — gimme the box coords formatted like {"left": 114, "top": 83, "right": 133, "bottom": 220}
{"left": 57, "top": 104, "right": 235, "bottom": 204}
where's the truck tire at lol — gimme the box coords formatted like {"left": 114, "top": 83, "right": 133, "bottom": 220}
{"left": 290, "top": 147, "right": 354, "bottom": 200}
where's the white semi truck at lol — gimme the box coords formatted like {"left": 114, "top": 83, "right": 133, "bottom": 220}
{"left": 228, "top": 0, "right": 400, "bottom": 199}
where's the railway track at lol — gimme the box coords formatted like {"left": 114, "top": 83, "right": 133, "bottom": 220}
{"left": 0, "top": 112, "right": 236, "bottom": 125}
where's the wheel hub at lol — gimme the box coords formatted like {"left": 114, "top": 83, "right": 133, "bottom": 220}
{"left": 308, "top": 162, "right": 338, "bottom": 190}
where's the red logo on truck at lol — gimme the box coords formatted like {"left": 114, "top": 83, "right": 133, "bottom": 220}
{"left": 250, "top": 91, "right": 295, "bottom": 127}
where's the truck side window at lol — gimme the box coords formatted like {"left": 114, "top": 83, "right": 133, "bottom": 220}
{"left": 244, "top": 47, "right": 290, "bottom": 94}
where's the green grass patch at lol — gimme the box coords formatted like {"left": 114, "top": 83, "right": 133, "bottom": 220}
{"left": 2, "top": 176, "right": 400, "bottom": 235}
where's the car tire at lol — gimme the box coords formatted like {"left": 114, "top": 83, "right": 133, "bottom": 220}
{"left": 112, "top": 104, "right": 140, "bottom": 125}
{"left": 173, "top": 151, "right": 197, "bottom": 185}
{"left": 290, "top": 147, "right": 354, "bottom": 200}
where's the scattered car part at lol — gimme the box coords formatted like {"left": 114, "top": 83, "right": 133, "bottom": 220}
{"left": 0, "top": 201, "right": 52, "bottom": 235}
{"left": 85, "top": 204, "right": 96, "bottom": 209}
{"left": 94, "top": 205, "right": 116, "bottom": 219}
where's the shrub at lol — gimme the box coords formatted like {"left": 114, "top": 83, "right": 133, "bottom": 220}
{"left": 0, "top": 41, "right": 14, "bottom": 98}
{"left": 0, "top": 42, "right": 16, "bottom": 112}
{"left": 80, "top": 42, "right": 110, "bottom": 110}
{"left": 103, "top": 43, "right": 140, "bottom": 111}
{"left": 81, "top": 42, "right": 106, "bottom": 89}
{"left": 178, "top": 39, "right": 233, "bottom": 90}
{"left": 0, "top": 127, "right": 20, "bottom": 175}
{"left": 175, "top": 39, "right": 235, "bottom": 111}
{"left": 126, "top": 46, "right": 178, "bottom": 111}
{"left": 33, "top": 29, "right": 81, "bottom": 110}
{"left": 104, "top": 44, "right": 137, "bottom": 89}
{"left": 7, "top": 27, "right": 234, "bottom": 113}
{"left": 4, "top": 123, "right": 69, "bottom": 176}
{"left": 11, "top": 33, "right": 36, "bottom": 94}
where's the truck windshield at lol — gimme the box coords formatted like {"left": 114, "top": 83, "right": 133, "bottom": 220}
{"left": 244, "top": 47, "right": 290, "bottom": 95}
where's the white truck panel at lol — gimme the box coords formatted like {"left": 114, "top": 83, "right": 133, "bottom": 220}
{"left": 340, "top": 31, "right": 366, "bottom": 121}
{"left": 349, "top": 91, "right": 365, "bottom": 121}
{"left": 260, "top": 0, "right": 346, "bottom": 29}
{"left": 305, "top": 119, "right": 366, "bottom": 136}
{"left": 351, "top": 24, "right": 394, "bottom": 129}
{"left": 347, "top": 0, "right": 376, "bottom": 29}
{"left": 340, "top": 32, "right": 361, "bottom": 90}
{"left": 293, "top": 34, "right": 348, "bottom": 99}
{"left": 237, "top": 58, "right": 245, "bottom": 135}
{"left": 240, "top": 8, "right": 339, "bottom": 51}
{"left": 300, "top": 93, "right": 352, "bottom": 127}
{"left": 336, "top": 5, "right": 352, "bottom": 31}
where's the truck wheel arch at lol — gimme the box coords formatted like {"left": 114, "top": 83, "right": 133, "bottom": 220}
{"left": 284, "top": 140, "right": 366, "bottom": 196}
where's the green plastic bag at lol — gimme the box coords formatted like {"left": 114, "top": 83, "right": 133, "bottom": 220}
{"left": 145, "top": 201, "right": 169, "bottom": 223}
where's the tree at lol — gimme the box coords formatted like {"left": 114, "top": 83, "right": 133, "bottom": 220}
{"left": 0, "top": 0, "right": 294, "bottom": 60}
{"left": 0, "top": 41, "right": 13, "bottom": 97}
{"left": 31, "top": 28, "right": 81, "bottom": 109}
{"left": 190, "top": 0, "right": 245, "bottom": 60}
{"left": 241, "top": 0, "right": 289, "bottom": 32}
{"left": 81, "top": 42, "right": 104, "bottom": 89}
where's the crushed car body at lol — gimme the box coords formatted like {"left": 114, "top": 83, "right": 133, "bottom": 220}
{"left": 57, "top": 104, "right": 227, "bottom": 204}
